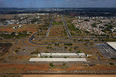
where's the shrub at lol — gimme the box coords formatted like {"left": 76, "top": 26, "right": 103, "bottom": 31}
{"left": 31, "top": 51, "right": 40, "bottom": 54}
{"left": 73, "top": 39, "right": 76, "bottom": 41}
{"left": 76, "top": 50, "right": 82, "bottom": 53}
{"left": 45, "top": 51, "right": 49, "bottom": 53}
{"left": 22, "top": 49, "right": 25, "bottom": 51}
{"left": 74, "top": 46, "right": 78, "bottom": 50}
{"left": 90, "top": 42, "right": 93, "bottom": 45}
{"left": 50, "top": 56, "right": 53, "bottom": 58}
{"left": 84, "top": 19, "right": 89, "bottom": 21}
{"left": 111, "top": 58, "right": 116, "bottom": 60}
{"left": 14, "top": 50, "right": 19, "bottom": 53}
{"left": 69, "top": 48, "right": 72, "bottom": 51}
{"left": 49, "top": 63, "right": 54, "bottom": 67}
{"left": 91, "top": 23, "right": 97, "bottom": 27}
{"left": 63, "top": 63, "right": 66, "bottom": 66}
{"left": 55, "top": 43, "right": 59, "bottom": 46}
{"left": 47, "top": 46, "right": 49, "bottom": 49}
{"left": 64, "top": 43, "right": 73, "bottom": 46}
{"left": 45, "top": 56, "right": 48, "bottom": 58}
{"left": 110, "top": 63, "right": 114, "bottom": 65}
{"left": 18, "top": 47, "right": 20, "bottom": 49}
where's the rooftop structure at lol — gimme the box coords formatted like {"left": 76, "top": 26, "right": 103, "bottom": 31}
{"left": 29, "top": 58, "right": 87, "bottom": 62}
{"left": 39, "top": 53, "right": 85, "bottom": 57}
{"left": 107, "top": 42, "right": 116, "bottom": 50}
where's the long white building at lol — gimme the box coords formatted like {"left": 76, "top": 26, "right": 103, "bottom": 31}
{"left": 107, "top": 42, "right": 116, "bottom": 50}
{"left": 29, "top": 58, "right": 87, "bottom": 62}
{"left": 39, "top": 53, "right": 85, "bottom": 57}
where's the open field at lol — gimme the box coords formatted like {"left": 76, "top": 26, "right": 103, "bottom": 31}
{"left": 23, "top": 64, "right": 49, "bottom": 72}
{"left": 34, "top": 30, "right": 47, "bottom": 37}
{"left": 8, "top": 56, "right": 31, "bottom": 60}
{"left": 23, "top": 75, "right": 116, "bottom": 77}
{"left": 49, "top": 26, "right": 67, "bottom": 37}
{"left": 0, "top": 43, "right": 12, "bottom": 56}
{"left": 0, "top": 74, "right": 21, "bottom": 77}
{"left": 0, "top": 14, "right": 15, "bottom": 19}
{"left": 0, "top": 24, "right": 40, "bottom": 32}
{"left": 0, "top": 64, "right": 116, "bottom": 74}
{"left": 0, "top": 64, "right": 25, "bottom": 73}
{"left": 48, "top": 14, "right": 67, "bottom": 37}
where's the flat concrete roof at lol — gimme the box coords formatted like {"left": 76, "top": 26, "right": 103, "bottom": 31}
{"left": 29, "top": 58, "right": 87, "bottom": 62}
{"left": 40, "top": 53, "right": 85, "bottom": 56}
{"left": 107, "top": 42, "right": 116, "bottom": 50}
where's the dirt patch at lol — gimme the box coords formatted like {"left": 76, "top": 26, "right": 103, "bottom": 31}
{"left": 23, "top": 64, "right": 49, "bottom": 73}
{"left": 0, "top": 64, "right": 25, "bottom": 73}
{"left": 8, "top": 56, "right": 30, "bottom": 60}
{"left": 0, "top": 24, "right": 39, "bottom": 33}
{"left": 23, "top": 75, "right": 116, "bottom": 77}
{"left": 0, "top": 14, "right": 15, "bottom": 19}
{"left": 49, "top": 26, "right": 67, "bottom": 37}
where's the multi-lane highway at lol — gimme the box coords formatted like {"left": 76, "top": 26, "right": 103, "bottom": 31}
{"left": 45, "top": 14, "right": 55, "bottom": 37}
{"left": 62, "top": 15, "right": 72, "bottom": 38}
{"left": 46, "top": 14, "right": 72, "bottom": 37}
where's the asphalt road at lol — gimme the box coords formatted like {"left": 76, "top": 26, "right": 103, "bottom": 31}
{"left": 28, "top": 30, "right": 43, "bottom": 44}
{"left": 45, "top": 14, "right": 55, "bottom": 37}
{"left": 62, "top": 15, "right": 72, "bottom": 38}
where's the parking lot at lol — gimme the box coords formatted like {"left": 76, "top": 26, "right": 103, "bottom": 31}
{"left": 95, "top": 44, "right": 116, "bottom": 58}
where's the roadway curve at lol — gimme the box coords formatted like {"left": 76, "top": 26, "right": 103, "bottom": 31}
{"left": 45, "top": 14, "right": 55, "bottom": 37}
{"left": 28, "top": 30, "right": 43, "bottom": 44}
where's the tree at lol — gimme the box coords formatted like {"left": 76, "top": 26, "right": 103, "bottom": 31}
{"left": 64, "top": 47, "right": 67, "bottom": 49}
{"left": 91, "top": 23, "right": 97, "bottom": 27}
{"left": 15, "top": 50, "right": 19, "bottom": 53}
{"left": 47, "top": 46, "right": 49, "bottom": 49}
{"left": 90, "top": 42, "right": 93, "bottom": 45}
{"left": 49, "top": 63, "right": 54, "bottom": 67}
{"left": 110, "top": 63, "right": 114, "bottom": 65}
{"left": 76, "top": 50, "right": 82, "bottom": 53}
{"left": 18, "top": 47, "right": 20, "bottom": 49}
{"left": 45, "top": 51, "right": 49, "bottom": 53}
{"left": 64, "top": 43, "right": 73, "bottom": 46}
{"left": 74, "top": 46, "right": 78, "bottom": 50}
{"left": 50, "top": 56, "right": 53, "bottom": 58}
{"left": 69, "top": 48, "right": 72, "bottom": 51}
{"left": 84, "top": 43, "right": 87, "bottom": 46}
{"left": 84, "top": 19, "right": 89, "bottom": 21}
{"left": 45, "top": 56, "right": 48, "bottom": 58}
{"left": 63, "top": 63, "right": 66, "bottom": 66}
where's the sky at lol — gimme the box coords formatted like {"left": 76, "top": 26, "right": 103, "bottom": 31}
{"left": 0, "top": 0, "right": 116, "bottom": 8}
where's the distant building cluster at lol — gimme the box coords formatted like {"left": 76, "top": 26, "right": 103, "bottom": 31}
{"left": 72, "top": 16, "right": 116, "bottom": 35}
{"left": 0, "top": 13, "right": 49, "bottom": 27}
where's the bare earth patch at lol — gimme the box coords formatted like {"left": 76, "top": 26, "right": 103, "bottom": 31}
{"left": 23, "top": 75, "right": 116, "bottom": 77}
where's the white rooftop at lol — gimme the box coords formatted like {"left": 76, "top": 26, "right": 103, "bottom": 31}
{"left": 40, "top": 53, "right": 85, "bottom": 56}
{"left": 77, "top": 53, "right": 85, "bottom": 56}
{"left": 107, "top": 42, "right": 116, "bottom": 50}
{"left": 29, "top": 58, "right": 87, "bottom": 62}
